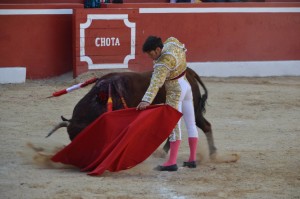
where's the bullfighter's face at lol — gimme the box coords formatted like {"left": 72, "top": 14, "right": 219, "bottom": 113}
{"left": 146, "top": 47, "right": 162, "bottom": 61}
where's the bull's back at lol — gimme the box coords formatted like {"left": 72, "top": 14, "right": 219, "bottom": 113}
{"left": 115, "top": 71, "right": 166, "bottom": 107}
{"left": 118, "top": 70, "right": 202, "bottom": 107}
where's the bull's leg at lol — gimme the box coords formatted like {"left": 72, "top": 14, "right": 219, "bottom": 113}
{"left": 205, "top": 130, "right": 217, "bottom": 156}
{"left": 196, "top": 116, "right": 217, "bottom": 157}
{"left": 163, "top": 117, "right": 217, "bottom": 157}
{"left": 162, "top": 138, "right": 170, "bottom": 153}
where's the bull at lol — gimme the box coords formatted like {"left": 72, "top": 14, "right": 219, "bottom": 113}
{"left": 47, "top": 67, "right": 217, "bottom": 157}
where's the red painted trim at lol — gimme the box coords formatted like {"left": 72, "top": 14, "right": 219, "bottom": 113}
{"left": 0, "top": 0, "right": 84, "bottom": 3}
{"left": 0, "top": 4, "right": 83, "bottom": 9}
{"left": 107, "top": 2, "right": 300, "bottom": 8}
{"left": 265, "top": 0, "right": 300, "bottom": 2}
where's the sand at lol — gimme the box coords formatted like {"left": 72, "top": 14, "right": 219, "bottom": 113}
{"left": 0, "top": 71, "right": 299, "bottom": 199}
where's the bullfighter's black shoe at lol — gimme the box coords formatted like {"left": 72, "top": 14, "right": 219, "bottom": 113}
{"left": 183, "top": 161, "right": 197, "bottom": 168}
{"left": 155, "top": 164, "right": 178, "bottom": 171}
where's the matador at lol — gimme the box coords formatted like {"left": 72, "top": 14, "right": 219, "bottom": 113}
{"left": 137, "top": 36, "right": 199, "bottom": 171}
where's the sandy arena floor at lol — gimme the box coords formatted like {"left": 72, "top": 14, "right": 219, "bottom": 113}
{"left": 0, "top": 71, "right": 299, "bottom": 199}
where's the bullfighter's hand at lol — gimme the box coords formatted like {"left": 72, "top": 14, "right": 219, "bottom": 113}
{"left": 136, "top": 101, "right": 150, "bottom": 110}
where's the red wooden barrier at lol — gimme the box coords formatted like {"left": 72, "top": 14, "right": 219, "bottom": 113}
{"left": 74, "top": 3, "right": 300, "bottom": 76}
{"left": 0, "top": 3, "right": 82, "bottom": 79}
{"left": 1, "top": 2, "right": 300, "bottom": 80}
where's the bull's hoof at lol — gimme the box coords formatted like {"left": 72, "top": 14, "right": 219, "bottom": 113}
{"left": 155, "top": 164, "right": 178, "bottom": 171}
{"left": 210, "top": 152, "right": 240, "bottom": 163}
{"left": 183, "top": 161, "right": 197, "bottom": 168}
{"left": 209, "top": 152, "right": 218, "bottom": 161}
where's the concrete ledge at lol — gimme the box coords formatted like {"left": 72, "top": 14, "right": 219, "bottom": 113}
{"left": 0, "top": 67, "right": 26, "bottom": 84}
{"left": 188, "top": 60, "right": 300, "bottom": 77}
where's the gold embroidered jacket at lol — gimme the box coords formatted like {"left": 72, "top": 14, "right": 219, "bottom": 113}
{"left": 142, "top": 37, "right": 187, "bottom": 103}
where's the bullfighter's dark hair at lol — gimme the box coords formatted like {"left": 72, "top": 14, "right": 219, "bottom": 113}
{"left": 142, "top": 36, "right": 164, "bottom": 52}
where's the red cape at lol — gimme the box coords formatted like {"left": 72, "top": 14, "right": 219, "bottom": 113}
{"left": 51, "top": 105, "right": 182, "bottom": 176}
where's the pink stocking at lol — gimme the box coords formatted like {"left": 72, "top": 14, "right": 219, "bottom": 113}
{"left": 162, "top": 140, "right": 181, "bottom": 166}
{"left": 188, "top": 137, "right": 198, "bottom": 162}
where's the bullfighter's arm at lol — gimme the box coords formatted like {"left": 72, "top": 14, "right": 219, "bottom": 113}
{"left": 142, "top": 65, "right": 168, "bottom": 104}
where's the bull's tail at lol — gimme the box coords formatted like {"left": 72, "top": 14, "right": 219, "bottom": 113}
{"left": 188, "top": 68, "right": 208, "bottom": 113}
{"left": 46, "top": 121, "right": 70, "bottom": 138}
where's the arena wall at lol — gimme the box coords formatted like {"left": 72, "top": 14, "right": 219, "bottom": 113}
{"left": 0, "top": 3, "right": 82, "bottom": 81}
{"left": 75, "top": 3, "right": 300, "bottom": 77}
{"left": 0, "top": 2, "right": 300, "bottom": 83}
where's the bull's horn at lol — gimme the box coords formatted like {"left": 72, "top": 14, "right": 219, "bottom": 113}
{"left": 61, "top": 115, "right": 70, "bottom": 122}
{"left": 45, "top": 121, "right": 70, "bottom": 138}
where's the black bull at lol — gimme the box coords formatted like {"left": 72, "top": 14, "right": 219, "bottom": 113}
{"left": 48, "top": 67, "right": 217, "bottom": 156}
